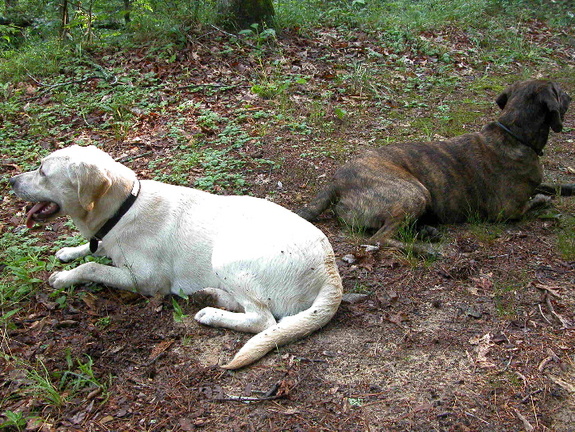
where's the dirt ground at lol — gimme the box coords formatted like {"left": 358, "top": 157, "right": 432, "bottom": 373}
{"left": 2, "top": 26, "right": 575, "bottom": 431}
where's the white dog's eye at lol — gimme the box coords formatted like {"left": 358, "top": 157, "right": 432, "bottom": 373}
{"left": 39, "top": 165, "right": 46, "bottom": 176}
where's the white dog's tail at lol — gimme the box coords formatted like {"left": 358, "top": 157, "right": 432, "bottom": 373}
{"left": 222, "top": 253, "right": 343, "bottom": 370}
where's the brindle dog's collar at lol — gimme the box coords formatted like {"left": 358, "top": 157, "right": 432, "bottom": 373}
{"left": 89, "top": 180, "right": 140, "bottom": 253}
{"left": 495, "top": 121, "right": 543, "bottom": 156}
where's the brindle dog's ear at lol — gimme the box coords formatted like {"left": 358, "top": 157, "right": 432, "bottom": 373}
{"left": 545, "top": 83, "right": 569, "bottom": 133}
{"left": 496, "top": 89, "right": 509, "bottom": 110}
{"left": 70, "top": 162, "right": 112, "bottom": 211}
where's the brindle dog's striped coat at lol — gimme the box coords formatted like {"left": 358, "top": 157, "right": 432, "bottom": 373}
{"left": 298, "top": 80, "right": 571, "bottom": 252}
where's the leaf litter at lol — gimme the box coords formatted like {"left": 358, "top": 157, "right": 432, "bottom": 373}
{"left": 1, "top": 24, "right": 575, "bottom": 431}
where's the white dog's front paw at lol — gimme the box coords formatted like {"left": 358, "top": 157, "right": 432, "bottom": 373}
{"left": 49, "top": 271, "right": 76, "bottom": 289}
{"left": 55, "top": 244, "right": 89, "bottom": 262}
{"left": 55, "top": 248, "right": 77, "bottom": 263}
{"left": 195, "top": 307, "right": 224, "bottom": 327}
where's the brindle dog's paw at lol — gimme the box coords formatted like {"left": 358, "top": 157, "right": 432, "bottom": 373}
{"left": 384, "top": 239, "right": 441, "bottom": 259}
{"left": 528, "top": 194, "right": 552, "bottom": 211}
{"left": 417, "top": 225, "right": 442, "bottom": 243}
{"left": 411, "top": 244, "right": 442, "bottom": 259}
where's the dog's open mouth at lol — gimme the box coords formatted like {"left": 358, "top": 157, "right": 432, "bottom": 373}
{"left": 25, "top": 202, "right": 61, "bottom": 228}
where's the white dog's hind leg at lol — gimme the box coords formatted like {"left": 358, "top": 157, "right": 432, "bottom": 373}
{"left": 55, "top": 242, "right": 93, "bottom": 262}
{"left": 49, "top": 262, "right": 137, "bottom": 291}
{"left": 195, "top": 305, "right": 277, "bottom": 333}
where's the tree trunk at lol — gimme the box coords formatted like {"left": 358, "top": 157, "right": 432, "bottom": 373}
{"left": 123, "top": 0, "right": 131, "bottom": 24}
{"left": 217, "top": 0, "right": 275, "bottom": 31}
{"left": 59, "top": 0, "right": 70, "bottom": 38}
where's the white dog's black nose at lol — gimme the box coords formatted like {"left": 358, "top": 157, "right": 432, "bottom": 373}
{"left": 9, "top": 176, "right": 17, "bottom": 187}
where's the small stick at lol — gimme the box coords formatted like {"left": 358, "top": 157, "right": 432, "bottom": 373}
{"left": 520, "top": 389, "right": 543, "bottom": 404}
{"left": 538, "top": 303, "right": 553, "bottom": 325}
{"left": 115, "top": 151, "right": 153, "bottom": 164}
{"left": 464, "top": 411, "right": 490, "bottom": 425}
{"left": 545, "top": 295, "right": 573, "bottom": 329}
{"left": 514, "top": 409, "right": 534, "bottom": 431}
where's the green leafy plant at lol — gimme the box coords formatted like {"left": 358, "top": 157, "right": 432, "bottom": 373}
{"left": 239, "top": 23, "right": 277, "bottom": 49}
{"left": 0, "top": 410, "right": 28, "bottom": 431}
{"left": 95, "top": 316, "right": 112, "bottom": 329}
{"left": 59, "top": 354, "right": 110, "bottom": 400}
{"left": 171, "top": 297, "right": 188, "bottom": 323}
{"left": 0, "top": 251, "right": 49, "bottom": 312}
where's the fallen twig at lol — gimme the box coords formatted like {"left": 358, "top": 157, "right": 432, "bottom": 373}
{"left": 520, "top": 389, "right": 544, "bottom": 404}
{"left": 545, "top": 294, "right": 573, "bottom": 329}
{"left": 215, "top": 394, "right": 282, "bottom": 403}
{"left": 209, "top": 24, "right": 259, "bottom": 50}
{"left": 215, "top": 362, "right": 303, "bottom": 403}
{"left": 538, "top": 348, "right": 560, "bottom": 372}
{"left": 176, "top": 83, "right": 241, "bottom": 91}
{"left": 514, "top": 408, "right": 534, "bottom": 431}
{"left": 464, "top": 411, "right": 490, "bottom": 425}
{"left": 538, "top": 303, "right": 553, "bottom": 326}
{"left": 535, "top": 283, "right": 562, "bottom": 299}
{"left": 115, "top": 151, "right": 153, "bottom": 164}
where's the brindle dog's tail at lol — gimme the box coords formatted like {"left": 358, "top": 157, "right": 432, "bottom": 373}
{"left": 221, "top": 250, "right": 343, "bottom": 370}
{"left": 297, "top": 184, "right": 338, "bottom": 221}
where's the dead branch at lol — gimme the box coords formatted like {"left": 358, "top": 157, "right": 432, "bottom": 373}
{"left": 534, "top": 283, "right": 562, "bottom": 299}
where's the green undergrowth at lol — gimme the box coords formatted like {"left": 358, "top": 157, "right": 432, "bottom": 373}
{"left": 555, "top": 215, "right": 575, "bottom": 260}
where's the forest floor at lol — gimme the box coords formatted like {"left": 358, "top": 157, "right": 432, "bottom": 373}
{"left": 2, "top": 20, "right": 575, "bottom": 432}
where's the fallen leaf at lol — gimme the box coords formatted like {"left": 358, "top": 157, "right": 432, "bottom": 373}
{"left": 472, "top": 333, "right": 495, "bottom": 368}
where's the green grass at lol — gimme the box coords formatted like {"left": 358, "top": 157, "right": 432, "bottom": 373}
{"left": 2, "top": 355, "right": 111, "bottom": 410}
{"left": 556, "top": 215, "right": 575, "bottom": 260}
{"left": 0, "top": 230, "right": 52, "bottom": 320}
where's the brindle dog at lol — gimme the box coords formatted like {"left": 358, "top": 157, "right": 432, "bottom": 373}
{"left": 298, "top": 80, "right": 572, "bottom": 253}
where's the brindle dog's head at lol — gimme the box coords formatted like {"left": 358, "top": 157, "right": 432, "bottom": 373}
{"left": 496, "top": 80, "right": 571, "bottom": 155}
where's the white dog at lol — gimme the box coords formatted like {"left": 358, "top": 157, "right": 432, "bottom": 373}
{"left": 10, "top": 145, "right": 343, "bottom": 369}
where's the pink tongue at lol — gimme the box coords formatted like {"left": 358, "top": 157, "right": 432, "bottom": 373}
{"left": 25, "top": 202, "right": 50, "bottom": 228}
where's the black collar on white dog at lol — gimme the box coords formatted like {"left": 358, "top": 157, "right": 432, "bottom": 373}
{"left": 495, "top": 121, "right": 543, "bottom": 156}
{"left": 89, "top": 180, "right": 140, "bottom": 253}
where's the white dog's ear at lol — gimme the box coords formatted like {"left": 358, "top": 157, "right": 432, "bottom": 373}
{"left": 71, "top": 162, "right": 112, "bottom": 211}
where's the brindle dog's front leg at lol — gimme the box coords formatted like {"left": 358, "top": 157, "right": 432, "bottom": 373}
{"left": 536, "top": 183, "right": 575, "bottom": 197}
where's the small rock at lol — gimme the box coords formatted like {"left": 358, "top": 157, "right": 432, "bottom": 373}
{"left": 466, "top": 307, "right": 483, "bottom": 319}
{"left": 342, "top": 293, "right": 369, "bottom": 304}
{"left": 342, "top": 254, "right": 357, "bottom": 264}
